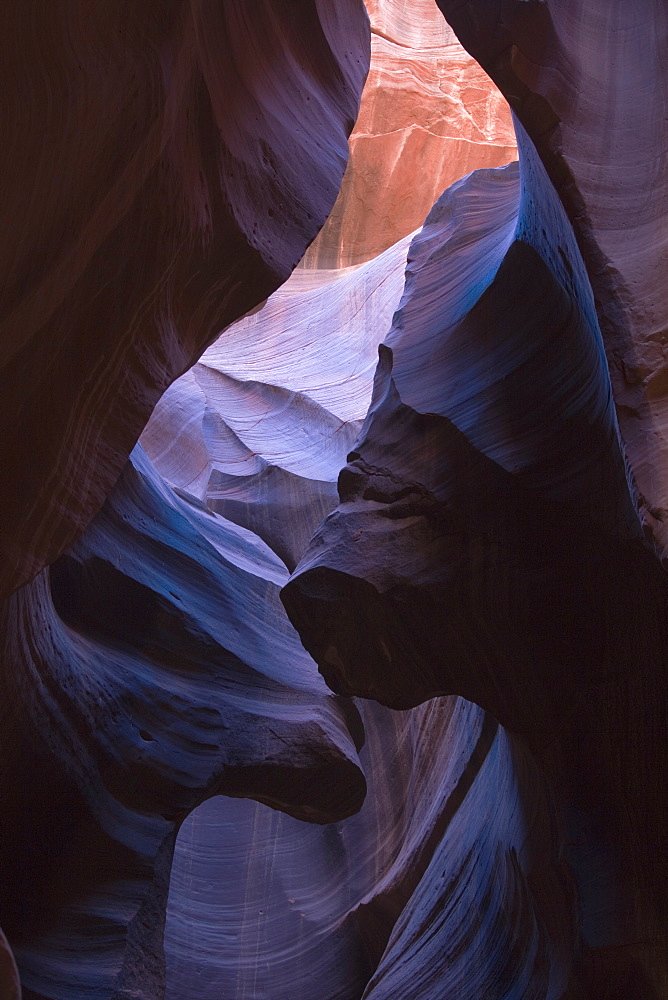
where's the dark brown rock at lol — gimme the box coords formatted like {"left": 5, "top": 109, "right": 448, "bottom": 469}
{"left": 0, "top": 0, "right": 369, "bottom": 600}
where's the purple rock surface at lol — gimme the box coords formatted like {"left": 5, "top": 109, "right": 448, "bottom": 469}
{"left": 1, "top": 2, "right": 667, "bottom": 998}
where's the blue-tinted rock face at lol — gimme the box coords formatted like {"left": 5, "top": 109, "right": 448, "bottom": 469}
{"left": 281, "top": 41, "right": 668, "bottom": 1000}
{"left": 2, "top": 2, "right": 668, "bottom": 999}
{"left": 283, "top": 145, "right": 663, "bottom": 736}
{"left": 436, "top": 0, "right": 668, "bottom": 560}
{"left": 1, "top": 443, "right": 365, "bottom": 998}
{"left": 165, "top": 699, "right": 575, "bottom": 1000}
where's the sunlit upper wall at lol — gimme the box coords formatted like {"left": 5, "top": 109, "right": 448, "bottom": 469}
{"left": 365, "top": 0, "right": 451, "bottom": 47}
{"left": 302, "top": 0, "right": 517, "bottom": 268}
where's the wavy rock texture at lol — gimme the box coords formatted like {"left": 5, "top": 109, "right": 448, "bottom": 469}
{"left": 303, "top": 0, "right": 516, "bottom": 268}
{"left": 140, "top": 173, "right": 577, "bottom": 999}
{"left": 0, "top": 0, "right": 369, "bottom": 600}
{"left": 283, "top": 128, "right": 668, "bottom": 992}
{"left": 166, "top": 699, "right": 575, "bottom": 1000}
{"left": 140, "top": 230, "right": 413, "bottom": 569}
{"left": 284, "top": 138, "right": 659, "bottom": 732}
{"left": 0, "top": 444, "right": 364, "bottom": 1000}
{"left": 435, "top": 0, "right": 668, "bottom": 558}
{"left": 4, "top": 1, "right": 666, "bottom": 999}
{"left": 0, "top": 929, "right": 21, "bottom": 1000}
{"left": 2, "top": 172, "right": 413, "bottom": 998}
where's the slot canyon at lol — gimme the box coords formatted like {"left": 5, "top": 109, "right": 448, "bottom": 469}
{"left": 0, "top": 1, "right": 667, "bottom": 998}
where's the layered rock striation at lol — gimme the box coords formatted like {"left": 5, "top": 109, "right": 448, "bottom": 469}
{"left": 435, "top": 0, "right": 668, "bottom": 556}
{"left": 1, "top": 443, "right": 365, "bottom": 999}
{"left": 283, "top": 120, "right": 668, "bottom": 998}
{"left": 166, "top": 698, "right": 575, "bottom": 1000}
{"left": 0, "top": 0, "right": 369, "bottom": 600}
{"left": 148, "top": 210, "right": 574, "bottom": 997}
{"left": 140, "top": 230, "right": 414, "bottom": 569}
{"left": 3, "top": 1, "right": 667, "bottom": 998}
{"left": 283, "top": 135, "right": 661, "bottom": 735}
{"left": 303, "top": 0, "right": 516, "bottom": 268}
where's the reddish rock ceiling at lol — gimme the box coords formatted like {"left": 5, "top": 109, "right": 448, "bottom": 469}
{"left": 304, "top": 0, "right": 517, "bottom": 267}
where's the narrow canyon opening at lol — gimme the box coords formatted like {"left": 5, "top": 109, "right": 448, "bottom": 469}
{"left": 2, "top": 2, "right": 667, "bottom": 998}
{"left": 152, "top": 4, "right": 523, "bottom": 996}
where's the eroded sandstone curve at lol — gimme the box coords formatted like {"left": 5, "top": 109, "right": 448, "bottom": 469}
{"left": 282, "top": 122, "right": 668, "bottom": 995}
{"left": 436, "top": 0, "right": 668, "bottom": 556}
{"left": 0, "top": 0, "right": 369, "bottom": 600}
{"left": 140, "top": 228, "right": 413, "bottom": 569}
{"left": 0, "top": 444, "right": 364, "bottom": 999}
{"left": 166, "top": 699, "right": 575, "bottom": 1000}
{"left": 283, "top": 135, "right": 664, "bottom": 736}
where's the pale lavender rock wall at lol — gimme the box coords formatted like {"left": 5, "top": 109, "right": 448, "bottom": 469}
{"left": 166, "top": 701, "right": 574, "bottom": 1000}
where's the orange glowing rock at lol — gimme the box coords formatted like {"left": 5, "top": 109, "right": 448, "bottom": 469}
{"left": 304, "top": 0, "right": 516, "bottom": 268}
